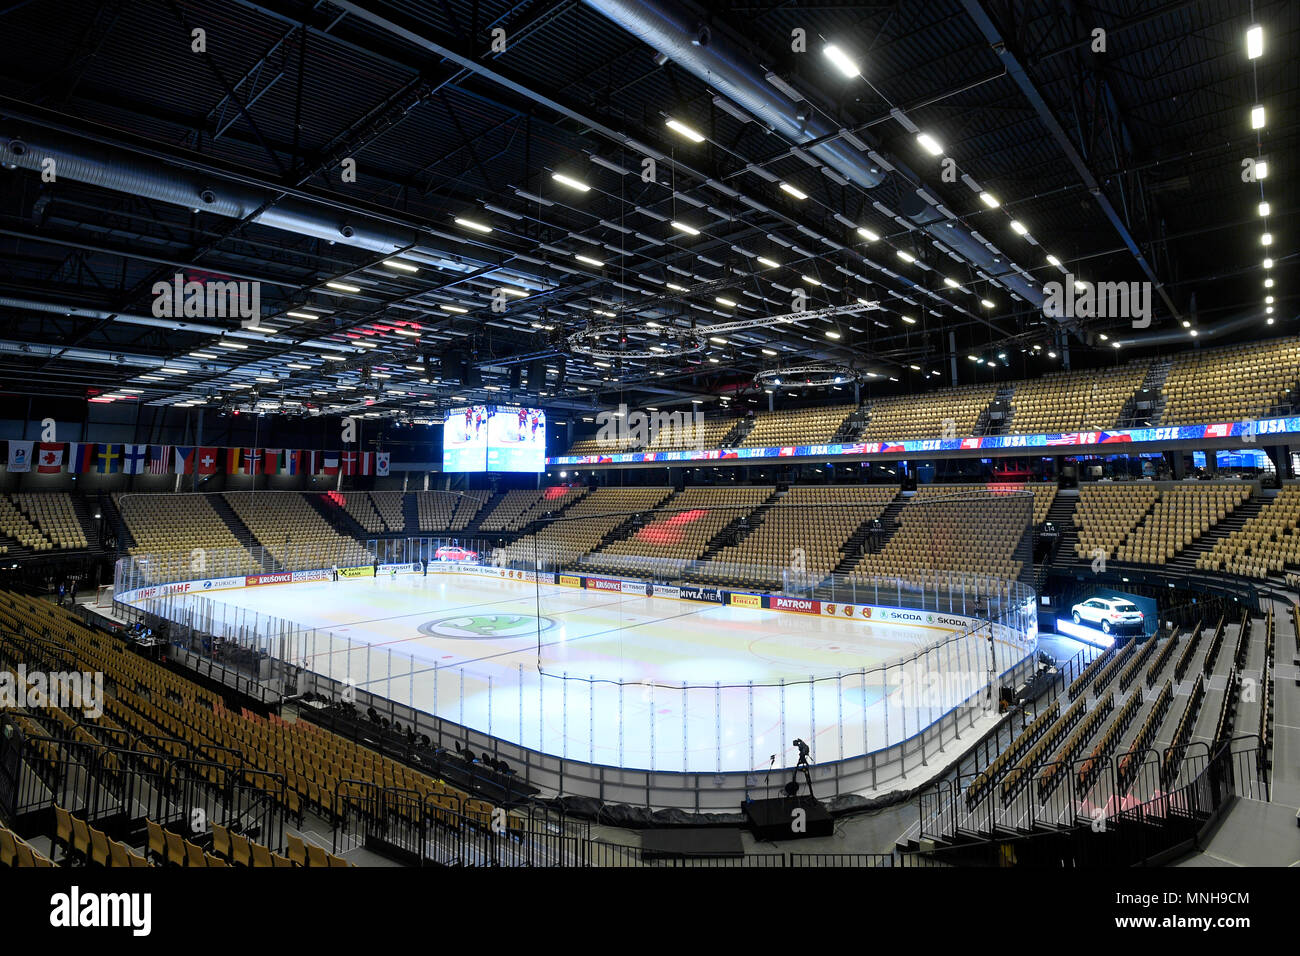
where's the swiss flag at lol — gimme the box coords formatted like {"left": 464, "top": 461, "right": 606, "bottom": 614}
{"left": 36, "top": 442, "right": 64, "bottom": 473}
{"left": 197, "top": 447, "right": 220, "bottom": 475}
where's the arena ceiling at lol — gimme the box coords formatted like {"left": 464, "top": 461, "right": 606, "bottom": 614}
{"left": 0, "top": 0, "right": 1294, "bottom": 420}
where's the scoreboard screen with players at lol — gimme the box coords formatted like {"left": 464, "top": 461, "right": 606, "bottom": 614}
{"left": 442, "top": 405, "right": 545, "bottom": 472}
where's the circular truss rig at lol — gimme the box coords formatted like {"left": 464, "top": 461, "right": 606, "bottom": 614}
{"left": 753, "top": 363, "right": 861, "bottom": 389}
{"left": 566, "top": 324, "right": 707, "bottom": 360}
{"left": 565, "top": 301, "right": 880, "bottom": 360}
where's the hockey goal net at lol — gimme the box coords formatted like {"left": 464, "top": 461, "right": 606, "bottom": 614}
{"left": 95, "top": 585, "right": 114, "bottom": 608}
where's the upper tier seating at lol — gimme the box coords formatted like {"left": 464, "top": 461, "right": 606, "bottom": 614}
{"left": 117, "top": 493, "right": 261, "bottom": 580}
{"left": 861, "top": 385, "right": 996, "bottom": 441}
{"left": 739, "top": 406, "right": 855, "bottom": 447}
{"left": 1006, "top": 365, "right": 1149, "bottom": 434}
{"left": 1159, "top": 337, "right": 1300, "bottom": 425}
{"left": 644, "top": 415, "right": 739, "bottom": 452}
{"left": 1197, "top": 485, "right": 1300, "bottom": 578}
{"left": 565, "top": 435, "right": 637, "bottom": 456}
{"left": 224, "top": 493, "right": 371, "bottom": 569}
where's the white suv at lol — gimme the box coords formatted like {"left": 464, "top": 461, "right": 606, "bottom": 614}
{"left": 1071, "top": 597, "right": 1144, "bottom": 634}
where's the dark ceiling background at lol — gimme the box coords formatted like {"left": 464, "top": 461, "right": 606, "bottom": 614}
{"left": 0, "top": 0, "right": 1294, "bottom": 421}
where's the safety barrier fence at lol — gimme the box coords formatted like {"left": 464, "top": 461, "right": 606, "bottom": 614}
{"left": 0, "top": 713, "right": 286, "bottom": 855}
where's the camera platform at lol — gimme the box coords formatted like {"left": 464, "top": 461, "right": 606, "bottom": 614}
{"left": 741, "top": 794, "right": 833, "bottom": 841}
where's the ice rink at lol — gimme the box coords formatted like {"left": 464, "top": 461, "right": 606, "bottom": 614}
{"left": 160, "top": 572, "right": 1018, "bottom": 774}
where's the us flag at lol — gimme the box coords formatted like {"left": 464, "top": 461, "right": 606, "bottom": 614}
{"left": 148, "top": 445, "right": 171, "bottom": 474}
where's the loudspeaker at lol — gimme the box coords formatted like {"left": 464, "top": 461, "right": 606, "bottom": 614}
{"left": 444, "top": 349, "right": 465, "bottom": 385}
{"left": 528, "top": 359, "right": 547, "bottom": 390}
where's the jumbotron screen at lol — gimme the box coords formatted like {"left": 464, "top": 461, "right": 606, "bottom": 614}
{"left": 442, "top": 405, "right": 489, "bottom": 472}
{"left": 486, "top": 406, "right": 546, "bottom": 472}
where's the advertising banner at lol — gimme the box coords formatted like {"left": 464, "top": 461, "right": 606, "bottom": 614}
{"left": 769, "top": 595, "right": 820, "bottom": 615}
{"left": 679, "top": 585, "right": 723, "bottom": 603}
{"left": 246, "top": 572, "right": 293, "bottom": 586}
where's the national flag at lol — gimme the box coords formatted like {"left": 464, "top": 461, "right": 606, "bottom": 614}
{"left": 242, "top": 448, "right": 263, "bottom": 475}
{"left": 322, "top": 451, "right": 340, "bottom": 476}
{"left": 197, "top": 447, "right": 220, "bottom": 475}
{"left": 7, "top": 440, "right": 33, "bottom": 473}
{"left": 96, "top": 444, "right": 122, "bottom": 474}
{"left": 121, "top": 444, "right": 148, "bottom": 475}
{"left": 357, "top": 452, "right": 374, "bottom": 476}
{"left": 148, "top": 445, "right": 171, "bottom": 474}
{"left": 340, "top": 451, "right": 358, "bottom": 476}
{"left": 68, "top": 443, "right": 97, "bottom": 473}
{"left": 305, "top": 450, "right": 322, "bottom": 475}
{"left": 961, "top": 438, "right": 981, "bottom": 450}
{"left": 375, "top": 452, "right": 390, "bottom": 477}
{"left": 226, "top": 447, "right": 242, "bottom": 474}
{"left": 36, "top": 442, "right": 64, "bottom": 474}
{"left": 174, "top": 446, "right": 196, "bottom": 474}
{"left": 1097, "top": 431, "right": 1134, "bottom": 444}
{"left": 1045, "top": 434, "right": 1080, "bottom": 447}
{"left": 1204, "top": 423, "right": 1232, "bottom": 439}
{"left": 287, "top": 449, "right": 304, "bottom": 476}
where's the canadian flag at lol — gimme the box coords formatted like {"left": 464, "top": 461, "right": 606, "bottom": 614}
{"left": 36, "top": 442, "right": 64, "bottom": 473}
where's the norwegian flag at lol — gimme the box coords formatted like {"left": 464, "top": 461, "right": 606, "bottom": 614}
{"left": 148, "top": 445, "right": 171, "bottom": 474}
{"left": 36, "top": 442, "right": 64, "bottom": 474}
{"left": 242, "top": 448, "right": 263, "bottom": 475}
